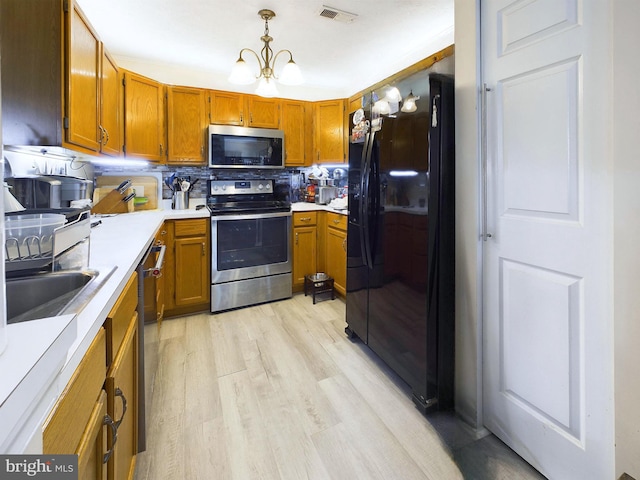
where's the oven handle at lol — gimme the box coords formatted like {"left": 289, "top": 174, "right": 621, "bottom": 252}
{"left": 211, "top": 211, "right": 292, "bottom": 221}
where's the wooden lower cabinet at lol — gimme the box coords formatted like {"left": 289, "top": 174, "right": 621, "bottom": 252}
{"left": 106, "top": 313, "right": 138, "bottom": 480}
{"left": 292, "top": 210, "right": 347, "bottom": 296}
{"left": 164, "top": 218, "right": 210, "bottom": 316}
{"left": 292, "top": 212, "right": 317, "bottom": 291}
{"left": 324, "top": 212, "right": 347, "bottom": 296}
{"left": 44, "top": 329, "right": 107, "bottom": 456}
{"left": 77, "top": 390, "right": 109, "bottom": 480}
{"left": 44, "top": 270, "right": 140, "bottom": 480}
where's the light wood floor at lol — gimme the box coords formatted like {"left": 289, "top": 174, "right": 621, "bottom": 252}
{"left": 135, "top": 294, "right": 546, "bottom": 480}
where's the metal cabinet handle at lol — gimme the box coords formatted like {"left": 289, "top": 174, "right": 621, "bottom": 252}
{"left": 342, "top": 238, "right": 346, "bottom": 252}
{"left": 295, "top": 232, "right": 299, "bottom": 245}
{"left": 333, "top": 219, "right": 341, "bottom": 225}
{"left": 481, "top": 84, "right": 493, "bottom": 241}
{"left": 160, "top": 144, "right": 164, "bottom": 156}
{"left": 98, "top": 125, "right": 104, "bottom": 144}
{"left": 300, "top": 217, "right": 311, "bottom": 222}
{"left": 250, "top": 112, "right": 253, "bottom": 124}
{"left": 114, "top": 387, "right": 128, "bottom": 429}
{"left": 104, "top": 128, "right": 110, "bottom": 146}
{"left": 240, "top": 112, "right": 244, "bottom": 123}
{"left": 103, "top": 414, "right": 118, "bottom": 464}
{"left": 202, "top": 243, "right": 205, "bottom": 256}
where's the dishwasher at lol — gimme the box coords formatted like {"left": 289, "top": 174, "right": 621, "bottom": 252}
{"left": 136, "top": 239, "right": 165, "bottom": 452}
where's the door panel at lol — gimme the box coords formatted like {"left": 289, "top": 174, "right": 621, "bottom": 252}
{"left": 482, "top": 1, "right": 613, "bottom": 479}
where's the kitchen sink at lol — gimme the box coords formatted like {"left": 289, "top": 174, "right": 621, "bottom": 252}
{"left": 6, "top": 268, "right": 115, "bottom": 324}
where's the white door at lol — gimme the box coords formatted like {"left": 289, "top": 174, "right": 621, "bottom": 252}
{"left": 481, "top": 1, "right": 614, "bottom": 479}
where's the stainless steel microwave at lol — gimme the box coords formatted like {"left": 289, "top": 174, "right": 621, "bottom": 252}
{"left": 208, "top": 125, "right": 284, "bottom": 169}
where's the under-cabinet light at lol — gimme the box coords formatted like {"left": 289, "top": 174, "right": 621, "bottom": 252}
{"left": 389, "top": 170, "right": 419, "bottom": 177}
{"left": 90, "top": 158, "right": 149, "bottom": 168}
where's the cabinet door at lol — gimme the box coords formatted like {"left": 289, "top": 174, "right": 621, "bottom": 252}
{"left": 326, "top": 227, "right": 347, "bottom": 296}
{"left": 77, "top": 390, "right": 109, "bottom": 480}
{"left": 293, "top": 226, "right": 317, "bottom": 289}
{"left": 106, "top": 314, "right": 138, "bottom": 480}
{"left": 44, "top": 328, "right": 107, "bottom": 455}
{"left": 100, "top": 48, "right": 121, "bottom": 157}
{"left": 124, "top": 71, "right": 165, "bottom": 161}
{"left": 282, "top": 100, "right": 307, "bottom": 166}
{"left": 67, "top": 3, "right": 100, "bottom": 152}
{"left": 315, "top": 99, "right": 345, "bottom": 163}
{"left": 246, "top": 96, "right": 280, "bottom": 128}
{"left": 167, "top": 86, "right": 207, "bottom": 164}
{"left": 175, "top": 235, "right": 209, "bottom": 306}
{"left": 209, "top": 90, "right": 244, "bottom": 125}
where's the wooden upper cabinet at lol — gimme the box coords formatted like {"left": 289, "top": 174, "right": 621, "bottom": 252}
{"left": 314, "top": 99, "right": 345, "bottom": 163}
{"left": 124, "top": 71, "right": 166, "bottom": 162}
{"left": 282, "top": 100, "right": 307, "bottom": 166}
{"left": 209, "top": 91, "right": 281, "bottom": 128}
{"left": 66, "top": 3, "right": 100, "bottom": 152}
{"left": 167, "top": 86, "right": 207, "bottom": 165}
{"left": 0, "top": 0, "right": 124, "bottom": 158}
{"left": 209, "top": 90, "right": 244, "bottom": 125}
{"left": 245, "top": 96, "right": 280, "bottom": 128}
{"left": 100, "top": 48, "right": 121, "bottom": 157}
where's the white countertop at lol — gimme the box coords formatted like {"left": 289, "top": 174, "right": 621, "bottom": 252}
{"left": 0, "top": 202, "right": 210, "bottom": 453}
{"left": 291, "top": 202, "right": 348, "bottom": 215}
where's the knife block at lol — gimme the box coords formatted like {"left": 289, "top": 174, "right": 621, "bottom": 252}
{"left": 92, "top": 187, "right": 134, "bottom": 214}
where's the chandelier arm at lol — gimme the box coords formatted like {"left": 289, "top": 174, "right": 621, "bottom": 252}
{"left": 239, "top": 48, "right": 264, "bottom": 76}
{"left": 270, "top": 50, "right": 294, "bottom": 80}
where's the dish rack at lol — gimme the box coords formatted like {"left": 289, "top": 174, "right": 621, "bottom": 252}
{"left": 5, "top": 210, "right": 92, "bottom": 274}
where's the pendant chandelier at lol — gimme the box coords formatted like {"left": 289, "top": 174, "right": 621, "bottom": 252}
{"left": 228, "top": 9, "right": 303, "bottom": 98}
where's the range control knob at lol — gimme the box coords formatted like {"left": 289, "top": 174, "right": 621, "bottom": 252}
{"left": 222, "top": 185, "right": 227, "bottom": 191}
{"left": 265, "top": 183, "right": 271, "bottom": 190}
{"left": 212, "top": 185, "right": 218, "bottom": 191}
{"left": 258, "top": 184, "right": 264, "bottom": 190}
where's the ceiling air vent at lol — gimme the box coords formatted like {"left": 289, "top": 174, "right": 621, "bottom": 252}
{"left": 318, "top": 6, "right": 358, "bottom": 23}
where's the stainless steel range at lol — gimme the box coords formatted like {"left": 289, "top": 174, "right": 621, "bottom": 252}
{"left": 207, "top": 179, "right": 292, "bottom": 312}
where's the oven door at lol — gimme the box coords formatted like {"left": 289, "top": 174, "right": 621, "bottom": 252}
{"left": 211, "top": 211, "right": 291, "bottom": 283}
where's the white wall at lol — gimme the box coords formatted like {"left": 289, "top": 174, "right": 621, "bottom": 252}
{"left": 613, "top": 2, "right": 640, "bottom": 478}
{"left": 453, "top": 0, "right": 482, "bottom": 429}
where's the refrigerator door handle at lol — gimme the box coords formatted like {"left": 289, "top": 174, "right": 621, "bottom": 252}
{"left": 359, "top": 133, "right": 371, "bottom": 267}
{"left": 368, "top": 133, "right": 381, "bottom": 264}
{"left": 362, "top": 130, "right": 376, "bottom": 269}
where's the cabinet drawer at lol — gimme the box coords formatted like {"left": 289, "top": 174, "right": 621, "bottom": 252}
{"left": 44, "top": 328, "right": 107, "bottom": 455}
{"left": 105, "top": 271, "right": 138, "bottom": 366}
{"left": 294, "top": 212, "right": 317, "bottom": 226}
{"left": 174, "top": 218, "right": 208, "bottom": 236}
{"left": 326, "top": 212, "right": 347, "bottom": 231}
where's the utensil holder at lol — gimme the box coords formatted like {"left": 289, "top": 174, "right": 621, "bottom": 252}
{"left": 172, "top": 191, "right": 189, "bottom": 210}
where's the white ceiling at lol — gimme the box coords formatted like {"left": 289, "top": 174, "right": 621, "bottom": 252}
{"left": 76, "top": 0, "right": 454, "bottom": 101}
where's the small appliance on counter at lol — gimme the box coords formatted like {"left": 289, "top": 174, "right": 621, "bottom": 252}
{"left": 317, "top": 186, "right": 338, "bottom": 205}
{"left": 6, "top": 175, "right": 92, "bottom": 209}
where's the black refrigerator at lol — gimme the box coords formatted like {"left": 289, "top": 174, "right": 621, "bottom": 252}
{"left": 345, "top": 74, "right": 455, "bottom": 412}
